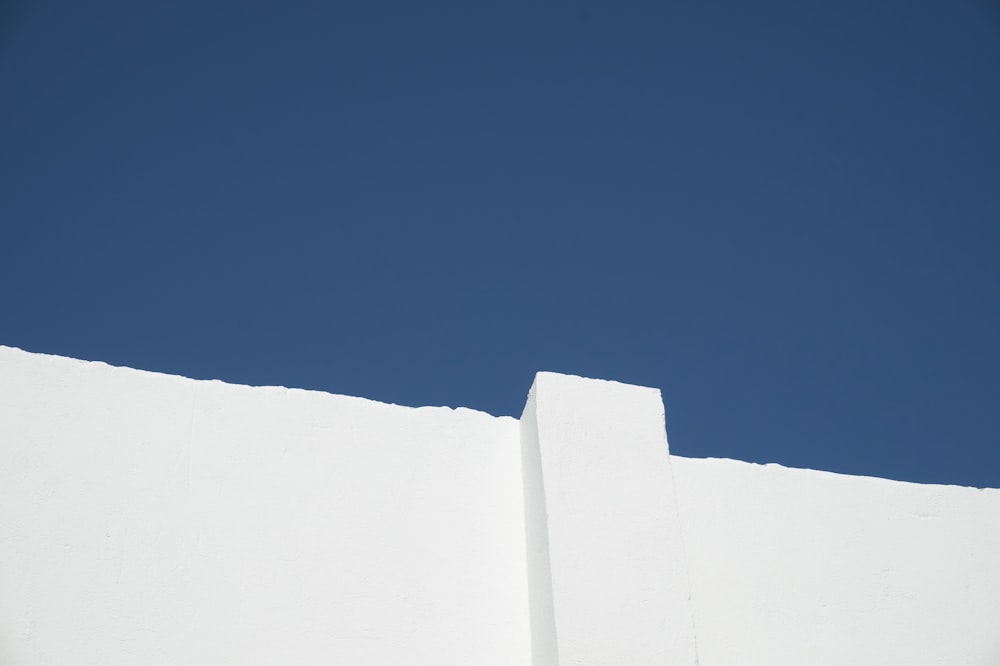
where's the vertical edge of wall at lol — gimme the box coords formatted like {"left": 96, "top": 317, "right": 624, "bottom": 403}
{"left": 520, "top": 372, "right": 698, "bottom": 666}
{"left": 520, "top": 384, "right": 560, "bottom": 666}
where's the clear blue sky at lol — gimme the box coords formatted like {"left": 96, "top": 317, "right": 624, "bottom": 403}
{"left": 2, "top": 0, "right": 998, "bottom": 487}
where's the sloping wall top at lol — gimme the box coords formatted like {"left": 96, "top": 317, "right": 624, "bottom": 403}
{"left": 2, "top": 345, "right": 999, "bottom": 665}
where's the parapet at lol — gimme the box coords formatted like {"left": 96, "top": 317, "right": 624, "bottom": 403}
{"left": 1, "top": 346, "right": 998, "bottom": 665}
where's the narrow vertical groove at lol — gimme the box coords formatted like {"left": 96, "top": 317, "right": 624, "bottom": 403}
{"left": 666, "top": 453, "right": 701, "bottom": 666}
{"left": 519, "top": 387, "right": 559, "bottom": 666}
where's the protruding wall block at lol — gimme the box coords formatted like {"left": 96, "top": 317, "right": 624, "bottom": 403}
{"left": 519, "top": 372, "right": 698, "bottom": 666}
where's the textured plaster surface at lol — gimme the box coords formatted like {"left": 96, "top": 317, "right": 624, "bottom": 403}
{"left": 523, "top": 372, "right": 698, "bottom": 665}
{"left": 671, "top": 456, "right": 1000, "bottom": 666}
{"left": 0, "top": 346, "right": 530, "bottom": 665}
{"left": 3, "top": 345, "right": 1000, "bottom": 665}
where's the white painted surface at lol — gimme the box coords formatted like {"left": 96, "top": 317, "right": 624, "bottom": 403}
{"left": 2, "top": 345, "right": 999, "bottom": 665}
{"left": 672, "top": 456, "right": 1000, "bottom": 666}
{"left": 0, "top": 346, "right": 530, "bottom": 665}
{"left": 522, "top": 372, "right": 698, "bottom": 665}
{"left": 519, "top": 386, "right": 559, "bottom": 666}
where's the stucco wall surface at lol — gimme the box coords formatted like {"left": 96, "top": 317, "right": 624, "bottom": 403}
{"left": 3, "top": 345, "right": 1000, "bottom": 666}
{"left": 671, "top": 456, "right": 1000, "bottom": 666}
{"left": 522, "top": 372, "right": 697, "bottom": 665}
{"left": 0, "top": 346, "right": 530, "bottom": 665}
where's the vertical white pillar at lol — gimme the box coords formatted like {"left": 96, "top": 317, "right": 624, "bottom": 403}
{"left": 520, "top": 372, "right": 698, "bottom": 666}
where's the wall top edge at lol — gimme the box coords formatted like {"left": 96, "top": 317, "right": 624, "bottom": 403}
{"left": 531, "top": 369, "right": 663, "bottom": 395}
{"left": 0, "top": 344, "right": 513, "bottom": 424}
{"left": 8, "top": 344, "right": 994, "bottom": 492}
{"left": 671, "top": 454, "right": 1000, "bottom": 493}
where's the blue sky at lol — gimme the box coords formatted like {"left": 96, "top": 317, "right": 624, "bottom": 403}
{"left": 2, "top": 0, "right": 998, "bottom": 487}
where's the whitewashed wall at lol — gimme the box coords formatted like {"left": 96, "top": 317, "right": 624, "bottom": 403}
{"left": 0, "top": 347, "right": 530, "bottom": 665}
{"left": 2, "top": 345, "right": 998, "bottom": 665}
{"left": 672, "top": 457, "right": 1000, "bottom": 665}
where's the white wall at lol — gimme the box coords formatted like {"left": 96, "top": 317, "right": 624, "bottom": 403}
{"left": 2, "top": 345, "right": 999, "bottom": 665}
{"left": 671, "top": 456, "right": 1000, "bottom": 666}
{"left": 521, "top": 372, "right": 697, "bottom": 665}
{"left": 0, "top": 346, "right": 530, "bottom": 665}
